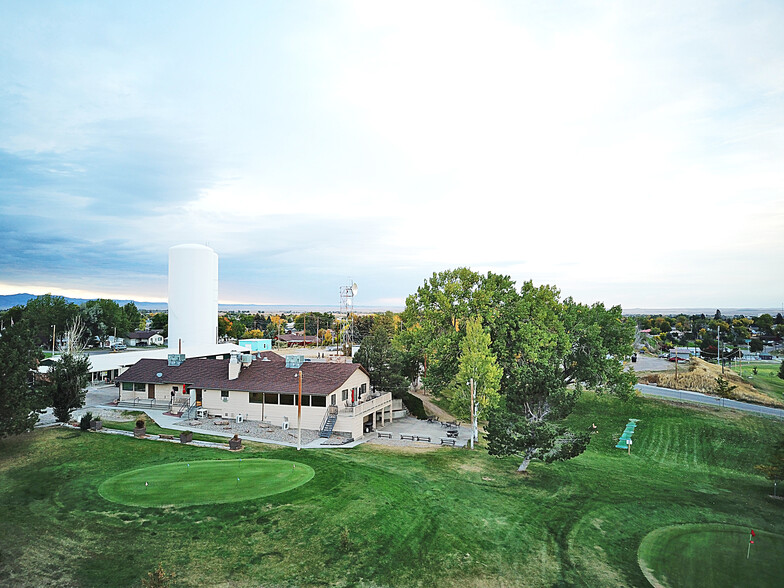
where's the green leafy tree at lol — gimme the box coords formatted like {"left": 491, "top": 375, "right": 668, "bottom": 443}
{"left": 354, "top": 323, "right": 408, "bottom": 395}
{"left": 22, "top": 294, "right": 80, "bottom": 348}
{"left": 749, "top": 339, "right": 763, "bottom": 353}
{"left": 754, "top": 313, "right": 775, "bottom": 335}
{"left": 229, "top": 320, "right": 247, "bottom": 340}
{"left": 217, "top": 316, "right": 231, "bottom": 339}
{"left": 47, "top": 352, "right": 90, "bottom": 423}
{"left": 444, "top": 317, "right": 502, "bottom": 422}
{"left": 122, "top": 302, "right": 143, "bottom": 332}
{"left": 486, "top": 363, "right": 590, "bottom": 472}
{"left": 81, "top": 299, "right": 131, "bottom": 344}
{"left": 0, "top": 322, "right": 46, "bottom": 436}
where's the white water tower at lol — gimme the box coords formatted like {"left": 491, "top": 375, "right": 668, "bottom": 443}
{"left": 168, "top": 244, "right": 219, "bottom": 351}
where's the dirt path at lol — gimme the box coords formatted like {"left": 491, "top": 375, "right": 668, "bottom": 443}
{"left": 409, "top": 389, "right": 456, "bottom": 422}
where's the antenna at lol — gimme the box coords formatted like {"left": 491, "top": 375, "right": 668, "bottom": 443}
{"left": 339, "top": 280, "right": 358, "bottom": 356}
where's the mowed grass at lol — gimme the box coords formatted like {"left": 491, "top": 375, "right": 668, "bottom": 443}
{"left": 1, "top": 392, "right": 783, "bottom": 587}
{"left": 731, "top": 362, "right": 784, "bottom": 404}
{"left": 99, "top": 459, "right": 314, "bottom": 507}
{"left": 638, "top": 524, "right": 784, "bottom": 587}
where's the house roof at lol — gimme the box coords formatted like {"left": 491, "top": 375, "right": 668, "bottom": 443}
{"left": 127, "top": 330, "right": 164, "bottom": 339}
{"left": 116, "top": 356, "right": 368, "bottom": 396}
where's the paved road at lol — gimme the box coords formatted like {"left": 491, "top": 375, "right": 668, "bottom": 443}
{"left": 636, "top": 383, "right": 784, "bottom": 419}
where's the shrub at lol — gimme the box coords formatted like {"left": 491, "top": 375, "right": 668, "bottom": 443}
{"left": 79, "top": 412, "right": 93, "bottom": 431}
{"left": 136, "top": 418, "right": 146, "bottom": 429}
{"left": 401, "top": 391, "right": 427, "bottom": 420}
{"left": 141, "top": 563, "right": 175, "bottom": 588}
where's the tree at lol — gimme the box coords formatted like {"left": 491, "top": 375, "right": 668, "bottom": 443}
{"left": 354, "top": 323, "right": 408, "bottom": 395}
{"left": 230, "top": 320, "right": 247, "bottom": 340}
{"left": 122, "top": 302, "right": 143, "bottom": 332}
{"left": 778, "top": 359, "right": 784, "bottom": 381}
{"left": 755, "top": 313, "right": 775, "bottom": 335}
{"left": 47, "top": 352, "right": 90, "bottom": 423}
{"left": 21, "top": 294, "right": 80, "bottom": 348}
{"left": 46, "top": 318, "right": 90, "bottom": 423}
{"left": 486, "top": 363, "right": 590, "bottom": 472}
{"left": 749, "top": 339, "right": 763, "bottom": 353}
{"left": 218, "top": 316, "right": 231, "bottom": 339}
{"left": 0, "top": 322, "right": 46, "bottom": 437}
{"left": 81, "top": 299, "right": 131, "bottom": 345}
{"left": 443, "top": 317, "right": 502, "bottom": 423}
{"left": 245, "top": 329, "right": 264, "bottom": 339}
{"left": 714, "top": 376, "right": 737, "bottom": 398}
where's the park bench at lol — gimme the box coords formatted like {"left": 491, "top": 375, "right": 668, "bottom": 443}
{"left": 377, "top": 432, "right": 392, "bottom": 439}
{"left": 440, "top": 438, "right": 456, "bottom": 446}
{"left": 400, "top": 434, "right": 416, "bottom": 441}
{"left": 416, "top": 436, "right": 431, "bottom": 442}
{"left": 446, "top": 429, "right": 459, "bottom": 438}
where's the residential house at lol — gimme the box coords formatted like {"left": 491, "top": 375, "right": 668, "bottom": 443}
{"left": 126, "top": 330, "right": 165, "bottom": 347}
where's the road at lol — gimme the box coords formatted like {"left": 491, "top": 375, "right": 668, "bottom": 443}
{"left": 635, "top": 383, "right": 784, "bottom": 419}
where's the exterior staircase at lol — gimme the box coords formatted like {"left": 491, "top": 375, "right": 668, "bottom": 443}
{"left": 319, "top": 406, "right": 339, "bottom": 438}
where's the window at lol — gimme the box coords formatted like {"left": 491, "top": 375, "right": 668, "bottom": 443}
{"left": 134, "top": 383, "right": 145, "bottom": 392}
{"left": 330, "top": 394, "right": 336, "bottom": 406}
{"left": 249, "top": 393, "right": 263, "bottom": 404}
{"left": 311, "top": 395, "right": 326, "bottom": 407}
{"left": 221, "top": 390, "right": 229, "bottom": 402}
{"left": 122, "top": 382, "right": 133, "bottom": 391}
{"left": 301, "top": 395, "right": 310, "bottom": 407}
{"left": 360, "top": 383, "right": 366, "bottom": 395}
{"left": 264, "top": 393, "right": 278, "bottom": 404}
{"left": 342, "top": 389, "right": 348, "bottom": 401}
{"left": 280, "top": 394, "right": 295, "bottom": 406}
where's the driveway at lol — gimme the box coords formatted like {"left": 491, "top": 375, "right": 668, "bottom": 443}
{"left": 36, "top": 382, "right": 123, "bottom": 427}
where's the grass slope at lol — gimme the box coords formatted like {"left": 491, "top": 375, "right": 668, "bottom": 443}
{"left": 1, "top": 393, "right": 782, "bottom": 587}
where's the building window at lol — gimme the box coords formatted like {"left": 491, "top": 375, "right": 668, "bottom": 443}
{"left": 134, "top": 383, "right": 145, "bottom": 392}
{"left": 360, "top": 383, "right": 366, "bottom": 395}
{"left": 342, "top": 389, "right": 348, "bottom": 401}
{"left": 330, "top": 394, "right": 336, "bottom": 406}
{"left": 264, "top": 393, "right": 278, "bottom": 404}
{"left": 122, "top": 382, "right": 133, "bottom": 391}
{"left": 311, "top": 395, "right": 326, "bottom": 407}
{"left": 301, "top": 395, "right": 310, "bottom": 407}
{"left": 249, "top": 393, "right": 263, "bottom": 404}
{"left": 221, "top": 390, "right": 229, "bottom": 399}
{"left": 280, "top": 394, "right": 295, "bottom": 406}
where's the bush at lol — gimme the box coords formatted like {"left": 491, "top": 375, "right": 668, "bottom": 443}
{"left": 79, "top": 412, "right": 93, "bottom": 431}
{"left": 401, "top": 391, "right": 427, "bottom": 420}
{"left": 136, "top": 418, "right": 146, "bottom": 429}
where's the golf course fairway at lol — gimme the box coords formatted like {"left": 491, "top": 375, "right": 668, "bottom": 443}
{"left": 99, "top": 458, "right": 314, "bottom": 507}
{"left": 638, "top": 523, "right": 784, "bottom": 588}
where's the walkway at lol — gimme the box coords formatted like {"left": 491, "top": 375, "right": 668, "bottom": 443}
{"left": 635, "top": 383, "right": 784, "bottom": 419}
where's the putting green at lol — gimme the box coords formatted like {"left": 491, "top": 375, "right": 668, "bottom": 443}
{"left": 638, "top": 523, "right": 784, "bottom": 588}
{"left": 99, "top": 459, "right": 314, "bottom": 507}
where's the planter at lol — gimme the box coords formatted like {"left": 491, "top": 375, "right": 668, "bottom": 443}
{"left": 90, "top": 420, "right": 103, "bottom": 431}
{"left": 179, "top": 431, "right": 193, "bottom": 444}
{"left": 229, "top": 435, "right": 242, "bottom": 450}
{"left": 133, "top": 426, "right": 146, "bottom": 438}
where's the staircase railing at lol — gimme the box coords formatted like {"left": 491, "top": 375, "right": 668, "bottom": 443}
{"left": 319, "top": 405, "right": 339, "bottom": 438}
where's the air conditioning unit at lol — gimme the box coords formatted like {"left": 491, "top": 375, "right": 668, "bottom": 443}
{"left": 236, "top": 414, "right": 244, "bottom": 423}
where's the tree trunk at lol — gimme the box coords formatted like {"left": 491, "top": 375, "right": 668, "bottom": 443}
{"left": 517, "top": 454, "right": 532, "bottom": 473}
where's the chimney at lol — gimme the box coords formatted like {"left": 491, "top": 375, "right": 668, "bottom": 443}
{"left": 228, "top": 352, "right": 240, "bottom": 380}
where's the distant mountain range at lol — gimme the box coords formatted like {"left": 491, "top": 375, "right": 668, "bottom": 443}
{"left": 0, "top": 293, "right": 401, "bottom": 314}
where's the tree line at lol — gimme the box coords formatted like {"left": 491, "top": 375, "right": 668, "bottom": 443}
{"left": 353, "top": 268, "right": 637, "bottom": 471}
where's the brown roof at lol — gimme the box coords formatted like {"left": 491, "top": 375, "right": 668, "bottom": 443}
{"left": 116, "top": 356, "right": 368, "bottom": 396}
{"left": 127, "top": 330, "right": 164, "bottom": 339}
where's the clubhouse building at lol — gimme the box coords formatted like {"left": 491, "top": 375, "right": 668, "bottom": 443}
{"left": 115, "top": 351, "right": 393, "bottom": 440}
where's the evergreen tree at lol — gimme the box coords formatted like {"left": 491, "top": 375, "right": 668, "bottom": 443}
{"left": 0, "top": 322, "right": 46, "bottom": 437}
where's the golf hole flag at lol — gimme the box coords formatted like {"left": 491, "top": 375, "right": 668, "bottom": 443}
{"left": 750, "top": 529, "right": 755, "bottom": 543}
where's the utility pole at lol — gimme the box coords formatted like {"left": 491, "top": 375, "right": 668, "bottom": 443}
{"left": 718, "top": 325, "right": 723, "bottom": 374}
{"left": 51, "top": 324, "right": 56, "bottom": 356}
{"left": 296, "top": 370, "right": 303, "bottom": 451}
{"left": 469, "top": 378, "right": 475, "bottom": 450}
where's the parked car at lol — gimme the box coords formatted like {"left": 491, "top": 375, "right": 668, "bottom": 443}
{"left": 112, "top": 343, "right": 127, "bottom": 351}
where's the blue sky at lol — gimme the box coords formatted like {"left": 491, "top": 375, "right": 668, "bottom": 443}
{"left": 1, "top": 1, "right": 782, "bottom": 309}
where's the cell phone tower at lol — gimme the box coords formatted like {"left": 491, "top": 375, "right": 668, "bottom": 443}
{"left": 339, "top": 281, "right": 358, "bottom": 356}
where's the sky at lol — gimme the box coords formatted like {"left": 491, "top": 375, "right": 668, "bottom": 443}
{"left": 1, "top": 0, "right": 782, "bottom": 310}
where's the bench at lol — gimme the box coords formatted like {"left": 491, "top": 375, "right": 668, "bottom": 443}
{"left": 377, "top": 432, "right": 392, "bottom": 439}
{"left": 158, "top": 434, "right": 174, "bottom": 440}
{"left": 446, "top": 430, "right": 459, "bottom": 438}
{"left": 400, "top": 434, "right": 416, "bottom": 441}
{"left": 440, "top": 438, "right": 456, "bottom": 446}
{"left": 416, "top": 436, "right": 431, "bottom": 443}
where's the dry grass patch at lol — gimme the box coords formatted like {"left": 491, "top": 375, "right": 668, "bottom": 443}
{"left": 640, "top": 358, "right": 784, "bottom": 407}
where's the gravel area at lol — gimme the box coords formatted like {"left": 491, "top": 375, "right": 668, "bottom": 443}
{"left": 179, "top": 417, "right": 350, "bottom": 446}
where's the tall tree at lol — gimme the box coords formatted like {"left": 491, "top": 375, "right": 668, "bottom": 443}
{"left": 22, "top": 294, "right": 80, "bottom": 348}
{"left": 47, "top": 319, "right": 91, "bottom": 423}
{"left": 0, "top": 322, "right": 46, "bottom": 437}
{"left": 122, "top": 302, "right": 143, "bottom": 332}
{"left": 444, "top": 317, "right": 502, "bottom": 423}
{"left": 81, "top": 299, "right": 131, "bottom": 344}
{"left": 354, "top": 323, "right": 408, "bottom": 395}
{"left": 486, "top": 363, "right": 590, "bottom": 472}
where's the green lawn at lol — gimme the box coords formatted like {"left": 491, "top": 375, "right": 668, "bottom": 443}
{"left": 1, "top": 393, "right": 782, "bottom": 587}
{"left": 99, "top": 416, "right": 229, "bottom": 444}
{"left": 99, "top": 459, "right": 315, "bottom": 507}
{"left": 732, "top": 362, "right": 784, "bottom": 404}
{"left": 639, "top": 524, "right": 784, "bottom": 587}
